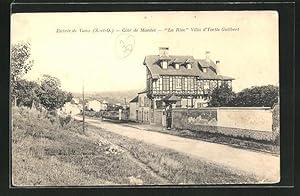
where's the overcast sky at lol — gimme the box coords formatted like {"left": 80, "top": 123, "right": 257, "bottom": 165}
{"left": 11, "top": 11, "right": 278, "bottom": 93}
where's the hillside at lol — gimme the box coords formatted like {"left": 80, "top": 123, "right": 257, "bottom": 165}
{"left": 72, "top": 89, "right": 142, "bottom": 104}
{"left": 12, "top": 106, "right": 258, "bottom": 185}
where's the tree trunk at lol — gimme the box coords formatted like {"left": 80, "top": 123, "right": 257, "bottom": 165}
{"left": 14, "top": 97, "right": 17, "bottom": 107}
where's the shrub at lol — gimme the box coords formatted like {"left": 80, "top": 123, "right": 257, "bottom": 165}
{"left": 230, "top": 85, "right": 279, "bottom": 107}
{"left": 59, "top": 115, "right": 72, "bottom": 127}
{"left": 209, "top": 83, "right": 235, "bottom": 107}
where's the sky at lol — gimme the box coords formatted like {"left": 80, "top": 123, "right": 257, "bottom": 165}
{"left": 11, "top": 11, "right": 279, "bottom": 93}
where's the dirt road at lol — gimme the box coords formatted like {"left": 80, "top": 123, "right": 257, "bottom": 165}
{"left": 75, "top": 116, "right": 280, "bottom": 183}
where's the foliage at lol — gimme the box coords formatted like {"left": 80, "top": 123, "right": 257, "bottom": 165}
{"left": 209, "top": 83, "right": 235, "bottom": 107}
{"left": 11, "top": 42, "right": 34, "bottom": 81}
{"left": 106, "top": 104, "right": 123, "bottom": 111}
{"left": 59, "top": 115, "right": 72, "bottom": 127}
{"left": 230, "top": 85, "right": 279, "bottom": 107}
{"left": 12, "top": 79, "right": 41, "bottom": 107}
{"left": 11, "top": 73, "right": 73, "bottom": 110}
{"left": 38, "top": 75, "right": 73, "bottom": 110}
{"left": 11, "top": 42, "right": 34, "bottom": 105}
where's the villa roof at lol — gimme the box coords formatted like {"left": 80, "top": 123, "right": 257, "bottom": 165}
{"left": 138, "top": 89, "right": 148, "bottom": 94}
{"left": 129, "top": 96, "right": 138, "bottom": 103}
{"left": 197, "top": 59, "right": 217, "bottom": 69}
{"left": 143, "top": 55, "right": 234, "bottom": 80}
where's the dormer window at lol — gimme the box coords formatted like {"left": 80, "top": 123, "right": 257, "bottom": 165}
{"left": 175, "top": 63, "right": 180, "bottom": 69}
{"left": 161, "top": 61, "right": 167, "bottom": 69}
{"left": 203, "top": 68, "right": 207, "bottom": 73}
{"left": 187, "top": 63, "right": 192, "bottom": 69}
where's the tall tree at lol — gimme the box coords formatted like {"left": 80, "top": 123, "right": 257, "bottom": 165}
{"left": 11, "top": 42, "right": 34, "bottom": 105}
{"left": 209, "top": 83, "right": 235, "bottom": 107}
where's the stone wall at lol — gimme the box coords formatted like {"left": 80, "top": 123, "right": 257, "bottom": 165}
{"left": 272, "top": 104, "right": 280, "bottom": 134}
{"left": 129, "top": 102, "right": 137, "bottom": 121}
{"left": 153, "top": 109, "right": 163, "bottom": 125}
{"left": 187, "top": 124, "right": 276, "bottom": 142}
{"left": 217, "top": 108, "right": 273, "bottom": 132}
{"left": 187, "top": 108, "right": 217, "bottom": 126}
{"left": 172, "top": 105, "right": 279, "bottom": 142}
{"left": 137, "top": 106, "right": 150, "bottom": 123}
{"left": 172, "top": 109, "right": 188, "bottom": 129}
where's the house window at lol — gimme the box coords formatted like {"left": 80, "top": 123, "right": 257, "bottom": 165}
{"left": 187, "top": 63, "right": 192, "bottom": 69}
{"left": 175, "top": 77, "right": 181, "bottom": 89}
{"left": 203, "top": 68, "right": 207, "bottom": 73}
{"left": 187, "top": 99, "right": 192, "bottom": 108}
{"left": 211, "top": 80, "right": 217, "bottom": 89}
{"left": 153, "top": 80, "right": 157, "bottom": 90}
{"left": 198, "top": 80, "right": 204, "bottom": 91}
{"left": 162, "top": 77, "right": 170, "bottom": 91}
{"left": 159, "top": 78, "right": 163, "bottom": 90}
{"left": 204, "top": 80, "right": 209, "bottom": 92}
{"left": 187, "top": 77, "right": 194, "bottom": 90}
{"left": 175, "top": 63, "right": 180, "bottom": 69}
{"left": 197, "top": 103, "right": 203, "bottom": 108}
{"left": 153, "top": 79, "right": 161, "bottom": 91}
{"left": 162, "top": 61, "right": 168, "bottom": 69}
{"left": 218, "top": 80, "right": 222, "bottom": 87}
{"left": 182, "top": 77, "right": 187, "bottom": 90}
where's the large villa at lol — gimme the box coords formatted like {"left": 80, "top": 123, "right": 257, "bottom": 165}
{"left": 129, "top": 47, "right": 234, "bottom": 124}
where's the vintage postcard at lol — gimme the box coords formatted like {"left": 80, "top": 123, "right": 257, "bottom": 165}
{"left": 11, "top": 11, "right": 280, "bottom": 186}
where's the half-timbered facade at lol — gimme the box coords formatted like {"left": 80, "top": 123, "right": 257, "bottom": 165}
{"left": 143, "top": 47, "right": 234, "bottom": 109}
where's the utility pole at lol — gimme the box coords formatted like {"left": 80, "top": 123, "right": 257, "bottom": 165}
{"left": 82, "top": 80, "right": 85, "bottom": 133}
{"left": 124, "top": 98, "right": 127, "bottom": 108}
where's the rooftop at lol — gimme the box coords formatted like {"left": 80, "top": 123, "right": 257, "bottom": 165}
{"left": 143, "top": 55, "right": 234, "bottom": 80}
{"left": 129, "top": 96, "right": 138, "bottom": 103}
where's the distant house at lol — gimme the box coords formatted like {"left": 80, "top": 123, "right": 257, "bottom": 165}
{"left": 87, "top": 100, "right": 101, "bottom": 111}
{"left": 129, "top": 96, "right": 138, "bottom": 121}
{"left": 100, "top": 101, "right": 108, "bottom": 111}
{"left": 61, "top": 102, "right": 81, "bottom": 116}
{"left": 137, "top": 90, "right": 150, "bottom": 123}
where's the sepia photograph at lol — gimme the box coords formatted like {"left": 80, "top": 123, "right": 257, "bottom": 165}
{"left": 11, "top": 11, "right": 280, "bottom": 186}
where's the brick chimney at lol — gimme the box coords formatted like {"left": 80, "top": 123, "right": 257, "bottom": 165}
{"left": 215, "top": 60, "right": 220, "bottom": 75}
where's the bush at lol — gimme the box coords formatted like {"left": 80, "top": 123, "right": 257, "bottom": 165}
{"left": 59, "top": 115, "right": 72, "bottom": 127}
{"left": 230, "top": 85, "right": 279, "bottom": 107}
{"left": 209, "top": 83, "right": 235, "bottom": 107}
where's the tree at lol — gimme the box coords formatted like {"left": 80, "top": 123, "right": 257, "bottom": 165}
{"left": 13, "top": 79, "right": 41, "bottom": 107}
{"left": 209, "top": 83, "right": 235, "bottom": 107}
{"left": 38, "top": 75, "right": 73, "bottom": 110}
{"left": 11, "top": 42, "right": 34, "bottom": 81}
{"left": 230, "top": 85, "right": 279, "bottom": 107}
{"left": 11, "top": 42, "right": 34, "bottom": 105}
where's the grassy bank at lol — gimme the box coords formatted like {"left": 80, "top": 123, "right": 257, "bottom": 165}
{"left": 12, "top": 107, "right": 260, "bottom": 186}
